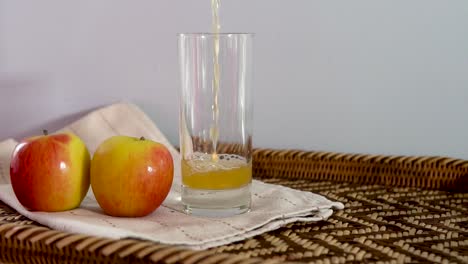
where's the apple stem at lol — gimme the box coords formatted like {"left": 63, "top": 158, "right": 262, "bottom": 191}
{"left": 140, "top": 136, "right": 145, "bottom": 141}
{"left": 43, "top": 130, "right": 48, "bottom": 136}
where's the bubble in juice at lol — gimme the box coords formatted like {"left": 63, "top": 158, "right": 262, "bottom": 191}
{"left": 182, "top": 153, "right": 252, "bottom": 190}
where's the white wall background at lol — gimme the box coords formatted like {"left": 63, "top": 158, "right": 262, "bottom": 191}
{"left": 1, "top": 0, "right": 468, "bottom": 158}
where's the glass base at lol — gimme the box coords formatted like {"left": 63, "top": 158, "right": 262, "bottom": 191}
{"left": 182, "top": 184, "right": 251, "bottom": 217}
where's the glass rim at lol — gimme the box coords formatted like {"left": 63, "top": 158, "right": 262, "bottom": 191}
{"left": 178, "top": 32, "right": 254, "bottom": 37}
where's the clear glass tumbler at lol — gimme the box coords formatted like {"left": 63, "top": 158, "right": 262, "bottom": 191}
{"left": 178, "top": 33, "right": 253, "bottom": 217}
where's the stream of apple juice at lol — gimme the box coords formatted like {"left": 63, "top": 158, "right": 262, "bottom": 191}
{"left": 182, "top": 0, "right": 252, "bottom": 190}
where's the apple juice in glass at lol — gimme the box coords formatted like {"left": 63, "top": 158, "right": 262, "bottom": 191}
{"left": 178, "top": 33, "right": 253, "bottom": 217}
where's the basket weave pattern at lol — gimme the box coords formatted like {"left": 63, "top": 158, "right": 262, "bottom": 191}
{"left": 253, "top": 149, "right": 468, "bottom": 191}
{"left": 1, "top": 148, "right": 467, "bottom": 263}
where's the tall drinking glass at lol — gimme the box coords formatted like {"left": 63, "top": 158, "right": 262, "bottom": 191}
{"left": 179, "top": 33, "right": 253, "bottom": 217}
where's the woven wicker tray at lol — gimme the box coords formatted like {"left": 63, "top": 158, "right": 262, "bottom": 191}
{"left": 1, "top": 148, "right": 467, "bottom": 263}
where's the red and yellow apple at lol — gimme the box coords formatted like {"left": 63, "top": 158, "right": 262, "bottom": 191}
{"left": 10, "top": 130, "right": 90, "bottom": 212}
{"left": 90, "top": 136, "right": 174, "bottom": 217}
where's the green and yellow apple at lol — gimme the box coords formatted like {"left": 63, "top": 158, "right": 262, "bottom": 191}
{"left": 90, "top": 136, "right": 174, "bottom": 217}
{"left": 10, "top": 130, "right": 90, "bottom": 211}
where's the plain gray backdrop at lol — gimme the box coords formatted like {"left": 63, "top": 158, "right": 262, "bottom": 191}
{"left": 1, "top": 1, "right": 467, "bottom": 158}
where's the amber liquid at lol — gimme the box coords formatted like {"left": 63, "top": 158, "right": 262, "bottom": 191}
{"left": 210, "top": 0, "right": 221, "bottom": 161}
{"left": 182, "top": 153, "right": 251, "bottom": 190}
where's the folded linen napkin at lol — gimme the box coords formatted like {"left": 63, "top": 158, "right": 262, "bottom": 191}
{"left": 0, "top": 103, "right": 344, "bottom": 249}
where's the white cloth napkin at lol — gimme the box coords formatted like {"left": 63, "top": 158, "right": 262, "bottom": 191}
{"left": 0, "top": 103, "right": 344, "bottom": 250}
